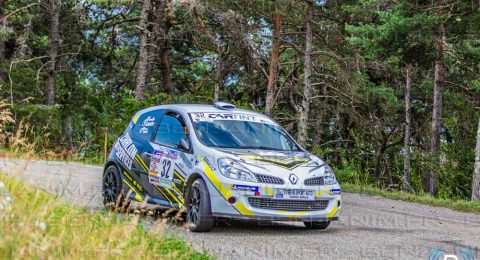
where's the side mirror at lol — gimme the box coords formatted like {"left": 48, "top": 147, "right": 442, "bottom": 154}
{"left": 179, "top": 138, "right": 190, "bottom": 151}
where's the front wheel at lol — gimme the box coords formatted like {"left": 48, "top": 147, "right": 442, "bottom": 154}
{"left": 186, "top": 178, "right": 215, "bottom": 232}
{"left": 102, "top": 165, "right": 130, "bottom": 211}
{"left": 304, "top": 221, "right": 331, "bottom": 230}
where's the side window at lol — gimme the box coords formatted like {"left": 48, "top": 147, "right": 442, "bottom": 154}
{"left": 154, "top": 113, "right": 187, "bottom": 148}
{"left": 132, "top": 110, "right": 162, "bottom": 141}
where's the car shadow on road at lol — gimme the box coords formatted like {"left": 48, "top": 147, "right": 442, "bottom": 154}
{"left": 201, "top": 219, "right": 339, "bottom": 235}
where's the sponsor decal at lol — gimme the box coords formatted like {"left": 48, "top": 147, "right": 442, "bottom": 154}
{"left": 276, "top": 189, "right": 314, "bottom": 200}
{"left": 167, "top": 149, "right": 179, "bottom": 159}
{"left": 190, "top": 112, "right": 275, "bottom": 125}
{"left": 177, "top": 161, "right": 188, "bottom": 174}
{"left": 330, "top": 188, "right": 341, "bottom": 195}
{"left": 139, "top": 126, "right": 149, "bottom": 134}
{"left": 142, "top": 116, "right": 155, "bottom": 127}
{"left": 231, "top": 184, "right": 259, "bottom": 192}
{"left": 115, "top": 133, "right": 137, "bottom": 169}
{"left": 149, "top": 149, "right": 175, "bottom": 186}
{"left": 289, "top": 174, "right": 298, "bottom": 185}
{"left": 204, "top": 156, "right": 216, "bottom": 171}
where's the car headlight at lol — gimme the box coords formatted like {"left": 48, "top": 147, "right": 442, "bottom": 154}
{"left": 217, "top": 158, "right": 257, "bottom": 182}
{"left": 324, "top": 164, "right": 337, "bottom": 185}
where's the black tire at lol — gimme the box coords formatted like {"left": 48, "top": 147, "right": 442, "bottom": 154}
{"left": 304, "top": 221, "right": 331, "bottom": 230}
{"left": 102, "top": 165, "right": 130, "bottom": 211}
{"left": 186, "top": 178, "right": 215, "bottom": 232}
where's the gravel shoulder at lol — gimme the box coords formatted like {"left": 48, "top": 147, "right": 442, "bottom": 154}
{"left": 1, "top": 158, "right": 480, "bottom": 259}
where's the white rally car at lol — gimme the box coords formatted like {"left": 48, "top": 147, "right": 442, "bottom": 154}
{"left": 103, "top": 102, "right": 342, "bottom": 232}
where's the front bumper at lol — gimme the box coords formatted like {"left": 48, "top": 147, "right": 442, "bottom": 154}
{"left": 204, "top": 176, "right": 342, "bottom": 221}
{"left": 214, "top": 213, "right": 339, "bottom": 222}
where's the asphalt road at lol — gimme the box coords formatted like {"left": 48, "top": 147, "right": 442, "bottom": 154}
{"left": 1, "top": 158, "right": 480, "bottom": 259}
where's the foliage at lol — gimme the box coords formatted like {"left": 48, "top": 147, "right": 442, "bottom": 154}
{"left": 0, "top": 0, "right": 479, "bottom": 201}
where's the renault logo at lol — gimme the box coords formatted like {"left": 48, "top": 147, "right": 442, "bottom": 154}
{"left": 289, "top": 174, "right": 298, "bottom": 185}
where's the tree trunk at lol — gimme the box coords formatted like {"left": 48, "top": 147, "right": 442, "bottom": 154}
{"left": 385, "top": 154, "right": 393, "bottom": 186}
{"left": 213, "top": 52, "right": 223, "bottom": 101}
{"left": 427, "top": 23, "right": 445, "bottom": 195}
{"left": 312, "top": 86, "right": 327, "bottom": 147}
{"left": 135, "top": 0, "right": 151, "bottom": 100}
{"left": 265, "top": 12, "right": 282, "bottom": 116}
{"left": 472, "top": 116, "right": 480, "bottom": 201}
{"left": 0, "top": 0, "right": 6, "bottom": 84}
{"left": 153, "top": 0, "right": 175, "bottom": 94}
{"left": 403, "top": 66, "right": 412, "bottom": 191}
{"left": 45, "top": 0, "right": 61, "bottom": 105}
{"left": 298, "top": 2, "right": 313, "bottom": 147}
{"left": 146, "top": 0, "right": 160, "bottom": 91}
{"left": 65, "top": 114, "right": 73, "bottom": 150}
{"left": 374, "top": 143, "right": 385, "bottom": 186}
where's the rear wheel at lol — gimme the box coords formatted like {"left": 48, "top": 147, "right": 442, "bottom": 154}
{"left": 186, "top": 178, "right": 215, "bottom": 232}
{"left": 103, "top": 165, "right": 130, "bottom": 210}
{"left": 304, "top": 221, "right": 331, "bottom": 229}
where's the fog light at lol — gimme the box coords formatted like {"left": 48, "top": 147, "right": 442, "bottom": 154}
{"left": 228, "top": 196, "right": 237, "bottom": 204}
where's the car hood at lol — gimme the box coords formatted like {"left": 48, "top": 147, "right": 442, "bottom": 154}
{"left": 215, "top": 148, "right": 327, "bottom": 178}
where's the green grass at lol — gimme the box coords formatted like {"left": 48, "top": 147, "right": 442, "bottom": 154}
{"left": 0, "top": 175, "right": 210, "bottom": 259}
{"left": 342, "top": 182, "right": 480, "bottom": 213}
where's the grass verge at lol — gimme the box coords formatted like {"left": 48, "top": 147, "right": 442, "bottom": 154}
{"left": 342, "top": 183, "right": 480, "bottom": 213}
{"left": 0, "top": 175, "right": 210, "bottom": 259}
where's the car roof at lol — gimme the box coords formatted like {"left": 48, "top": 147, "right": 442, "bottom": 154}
{"left": 135, "top": 103, "right": 268, "bottom": 118}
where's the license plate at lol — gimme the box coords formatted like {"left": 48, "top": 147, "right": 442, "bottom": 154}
{"left": 274, "top": 189, "right": 314, "bottom": 200}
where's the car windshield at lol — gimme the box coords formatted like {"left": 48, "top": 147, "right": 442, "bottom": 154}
{"left": 190, "top": 113, "right": 301, "bottom": 151}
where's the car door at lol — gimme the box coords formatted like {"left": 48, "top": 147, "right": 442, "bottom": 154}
{"left": 129, "top": 109, "right": 165, "bottom": 197}
{"left": 146, "top": 110, "right": 194, "bottom": 208}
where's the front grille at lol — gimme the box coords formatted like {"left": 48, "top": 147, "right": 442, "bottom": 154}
{"left": 255, "top": 174, "right": 284, "bottom": 184}
{"left": 304, "top": 176, "right": 324, "bottom": 186}
{"left": 248, "top": 197, "right": 329, "bottom": 211}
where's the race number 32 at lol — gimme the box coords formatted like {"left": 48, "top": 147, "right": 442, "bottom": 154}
{"left": 158, "top": 157, "right": 174, "bottom": 181}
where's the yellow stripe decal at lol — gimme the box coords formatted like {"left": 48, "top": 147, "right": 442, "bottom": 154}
{"left": 278, "top": 210, "right": 308, "bottom": 218}
{"left": 265, "top": 187, "right": 274, "bottom": 196}
{"left": 164, "top": 187, "right": 184, "bottom": 206}
{"left": 135, "top": 155, "right": 149, "bottom": 171}
{"left": 327, "top": 205, "right": 338, "bottom": 218}
{"left": 174, "top": 170, "right": 186, "bottom": 182}
{"left": 122, "top": 179, "right": 144, "bottom": 203}
{"left": 134, "top": 156, "right": 146, "bottom": 171}
{"left": 315, "top": 190, "right": 325, "bottom": 197}
{"left": 173, "top": 183, "right": 183, "bottom": 195}
{"left": 200, "top": 158, "right": 253, "bottom": 216}
{"left": 154, "top": 186, "right": 174, "bottom": 207}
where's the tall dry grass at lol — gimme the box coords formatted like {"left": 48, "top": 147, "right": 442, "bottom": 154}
{"left": 0, "top": 99, "right": 14, "bottom": 128}
{"left": 0, "top": 96, "right": 54, "bottom": 158}
{"left": 0, "top": 175, "right": 210, "bottom": 259}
